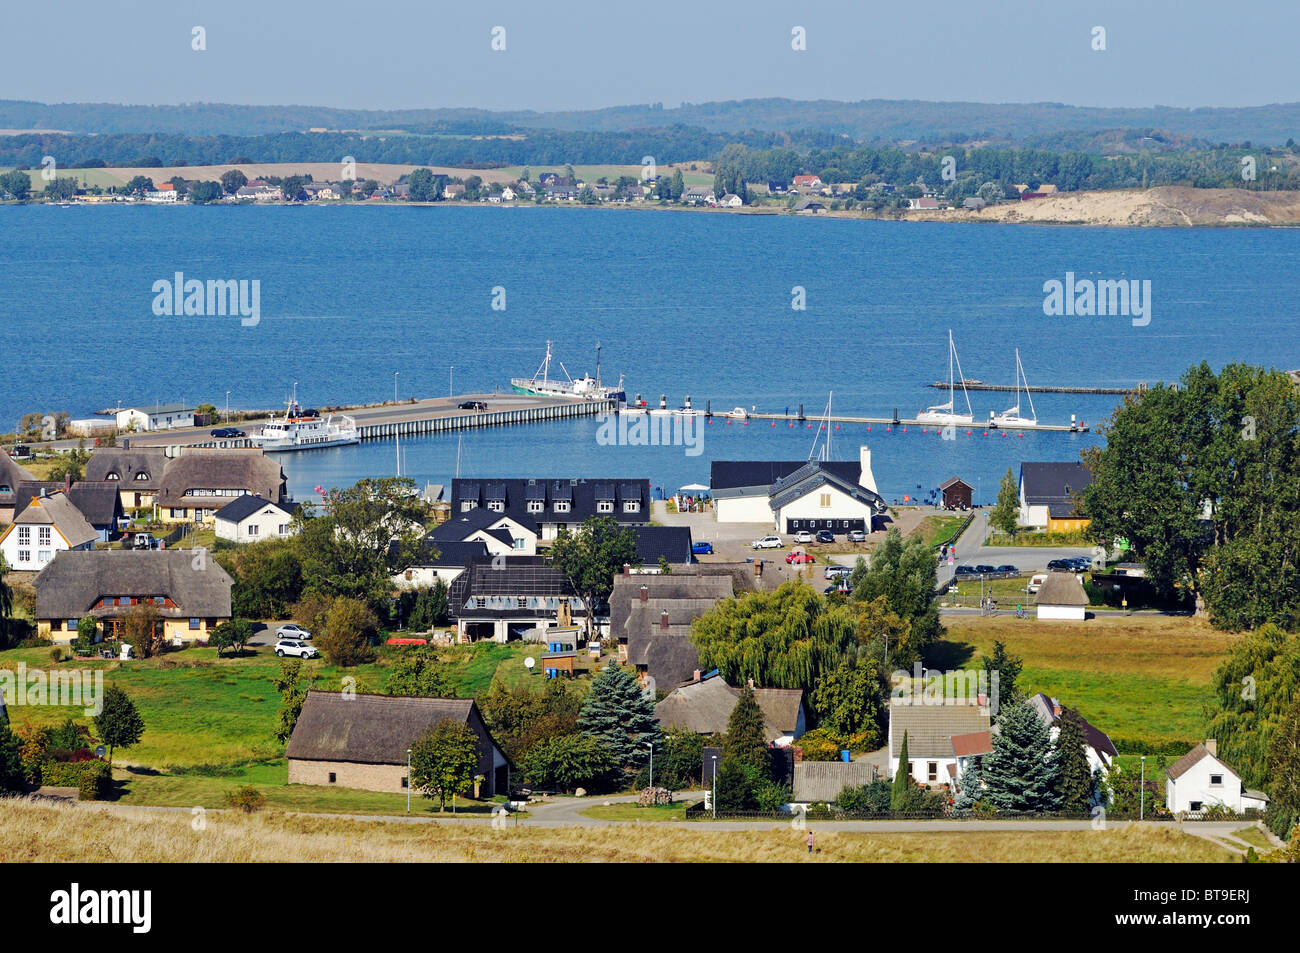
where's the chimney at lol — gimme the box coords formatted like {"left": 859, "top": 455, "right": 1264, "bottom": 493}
{"left": 747, "top": 678, "right": 754, "bottom": 690}
{"left": 622, "top": 563, "right": 631, "bottom": 576}
{"left": 693, "top": 669, "right": 701, "bottom": 682}
{"left": 65, "top": 473, "right": 72, "bottom": 493}
{"left": 639, "top": 585, "right": 648, "bottom": 602}
{"left": 754, "top": 559, "right": 763, "bottom": 577}
{"left": 859, "top": 445, "right": 879, "bottom": 495}
{"left": 1205, "top": 739, "right": 1217, "bottom": 756}
{"left": 660, "top": 611, "right": 669, "bottom": 630}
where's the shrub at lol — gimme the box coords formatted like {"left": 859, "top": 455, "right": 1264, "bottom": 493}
{"left": 224, "top": 785, "right": 266, "bottom": 813}
{"left": 796, "top": 733, "right": 843, "bottom": 762}
{"left": 40, "top": 760, "right": 111, "bottom": 800}
{"left": 754, "top": 779, "right": 792, "bottom": 812}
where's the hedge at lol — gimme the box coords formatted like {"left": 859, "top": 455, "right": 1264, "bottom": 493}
{"left": 40, "top": 760, "right": 111, "bottom": 800}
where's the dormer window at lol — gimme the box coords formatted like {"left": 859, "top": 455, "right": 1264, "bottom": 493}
{"left": 623, "top": 500, "right": 640, "bottom": 513}
{"left": 527, "top": 500, "right": 544, "bottom": 514}
{"left": 461, "top": 500, "right": 477, "bottom": 512}
{"left": 488, "top": 500, "right": 504, "bottom": 513}
{"left": 106, "top": 472, "right": 120, "bottom": 481}
{"left": 134, "top": 472, "right": 150, "bottom": 481}
{"left": 597, "top": 500, "right": 614, "bottom": 514}
{"left": 554, "top": 500, "right": 570, "bottom": 513}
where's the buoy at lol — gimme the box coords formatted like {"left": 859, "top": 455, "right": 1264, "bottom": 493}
{"left": 886, "top": 426, "right": 891, "bottom": 432}
{"left": 788, "top": 423, "right": 793, "bottom": 428}
{"left": 966, "top": 430, "right": 972, "bottom": 436}
{"left": 922, "top": 428, "right": 928, "bottom": 434}
{"left": 834, "top": 425, "right": 839, "bottom": 430}
{"left": 771, "top": 421, "right": 775, "bottom": 427}
{"left": 743, "top": 421, "right": 749, "bottom": 426}
{"left": 866, "top": 426, "right": 871, "bottom": 431}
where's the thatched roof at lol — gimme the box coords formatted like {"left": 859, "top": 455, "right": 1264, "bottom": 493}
{"left": 86, "top": 448, "right": 168, "bottom": 490}
{"left": 15, "top": 481, "right": 122, "bottom": 528}
{"left": 0, "top": 453, "right": 35, "bottom": 502}
{"left": 155, "top": 449, "right": 285, "bottom": 507}
{"left": 1037, "top": 571, "right": 1089, "bottom": 606}
{"left": 656, "top": 677, "right": 804, "bottom": 741}
{"left": 33, "top": 549, "right": 232, "bottom": 619}
{"left": 286, "top": 691, "right": 505, "bottom": 767}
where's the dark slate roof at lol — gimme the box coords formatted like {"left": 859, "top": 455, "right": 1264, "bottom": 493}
{"left": 711, "top": 459, "right": 860, "bottom": 492}
{"left": 629, "top": 526, "right": 693, "bottom": 565}
{"left": 448, "top": 555, "right": 579, "bottom": 619}
{"left": 15, "top": 481, "right": 123, "bottom": 528}
{"left": 85, "top": 448, "right": 168, "bottom": 491}
{"left": 1025, "top": 693, "right": 1117, "bottom": 758}
{"left": 768, "top": 462, "right": 884, "bottom": 513}
{"left": 285, "top": 691, "right": 506, "bottom": 767}
{"left": 1166, "top": 743, "right": 1227, "bottom": 782}
{"left": 33, "top": 549, "right": 233, "bottom": 620}
{"left": 450, "top": 478, "right": 650, "bottom": 525}
{"left": 428, "top": 508, "right": 538, "bottom": 541}
{"left": 214, "top": 493, "right": 298, "bottom": 524}
{"left": 938, "top": 476, "right": 973, "bottom": 491}
{"left": 1019, "top": 462, "right": 1093, "bottom": 505}
{"left": 406, "top": 540, "right": 489, "bottom": 567}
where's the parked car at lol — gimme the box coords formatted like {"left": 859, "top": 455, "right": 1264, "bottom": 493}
{"left": 276, "top": 623, "right": 312, "bottom": 640}
{"left": 846, "top": 529, "right": 867, "bottom": 543}
{"left": 752, "top": 535, "right": 783, "bottom": 550}
{"left": 793, "top": 530, "right": 814, "bottom": 544}
{"left": 275, "top": 639, "right": 319, "bottom": 659}
{"left": 824, "top": 583, "right": 851, "bottom": 595}
{"left": 786, "top": 550, "right": 814, "bottom": 564}
{"left": 975, "top": 565, "right": 997, "bottom": 575}
{"left": 955, "top": 565, "right": 977, "bottom": 576}
{"left": 825, "top": 564, "right": 852, "bottom": 579}
{"left": 132, "top": 533, "right": 155, "bottom": 550}
{"left": 996, "top": 564, "right": 1019, "bottom": 574}
{"left": 1047, "top": 559, "right": 1072, "bottom": 571}
{"left": 10, "top": 444, "right": 32, "bottom": 459}
{"left": 815, "top": 530, "right": 836, "bottom": 544}
{"left": 209, "top": 427, "right": 245, "bottom": 438}
{"left": 691, "top": 541, "right": 714, "bottom": 555}
{"left": 458, "top": 400, "right": 487, "bottom": 410}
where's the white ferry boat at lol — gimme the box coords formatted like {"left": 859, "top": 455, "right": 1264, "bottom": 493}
{"left": 254, "top": 392, "right": 359, "bottom": 452}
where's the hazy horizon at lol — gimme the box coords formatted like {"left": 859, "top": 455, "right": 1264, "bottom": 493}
{"left": 2, "top": 0, "right": 1296, "bottom": 113}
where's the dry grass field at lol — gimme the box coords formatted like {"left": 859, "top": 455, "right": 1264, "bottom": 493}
{"left": 0, "top": 799, "right": 1234, "bottom": 863}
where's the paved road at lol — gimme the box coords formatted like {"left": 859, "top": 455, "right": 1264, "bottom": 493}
{"left": 938, "top": 509, "right": 1094, "bottom": 584}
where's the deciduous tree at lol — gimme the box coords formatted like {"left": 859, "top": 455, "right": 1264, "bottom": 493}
{"left": 409, "top": 719, "right": 480, "bottom": 810}
{"left": 93, "top": 685, "right": 144, "bottom": 768}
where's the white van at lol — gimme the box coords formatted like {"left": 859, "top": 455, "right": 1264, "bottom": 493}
{"left": 1027, "top": 573, "right": 1048, "bottom": 594}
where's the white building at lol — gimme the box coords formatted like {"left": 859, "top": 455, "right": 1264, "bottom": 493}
{"left": 0, "top": 491, "right": 98, "bottom": 570}
{"left": 214, "top": 494, "right": 299, "bottom": 543}
{"left": 1165, "top": 740, "right": 1269, "bottom": 815}
{"left": 1026, "top": 693, "right": 1117, "bottom": 775}
{"left": 115, "top": 404, "right": 194, "bottom": 432}
{"left": 145, "top": 188, "right": 179, "bottom": 204}
{"left": 888, "top": 701, "right": 992, "bottom": 787}
{"left": 711, "top": 446, "right": 883, "bottom": 532}
{"left": 65, "top": 418, "right": 116, "bottom": 438}
{"left": 1036, "top": 571, "right": 1089, "bottom": 621}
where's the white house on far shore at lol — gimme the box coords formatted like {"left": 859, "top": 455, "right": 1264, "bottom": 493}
{"left": 115, "top": 404, "right": 194, "bottom": 432}
{"left": 1165, "top": 740, "right": 1268, "bottom": 815}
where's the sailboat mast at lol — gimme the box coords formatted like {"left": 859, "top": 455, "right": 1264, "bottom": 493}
{"left": 595, "top": 341, "right": 602, "bottom": 388}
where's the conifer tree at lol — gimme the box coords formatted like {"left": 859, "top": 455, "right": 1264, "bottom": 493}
{"left": 891, "top": 731, "right": 912, "bottom": 811}
{"left": 1054, "top": 709, "right": 1095, "bottom": 812}
{"left": 723, "top": 684, "right": 770, "bottom": 777}
{"left": 577, "top": 663, "right": 660, "bottom": 777}
{"left": 982, "top": 701, "right": 1060, "bottom": 813}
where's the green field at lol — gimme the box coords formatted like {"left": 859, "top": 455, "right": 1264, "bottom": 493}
{"left": 579, "top": 801, "right": 699, "bottom": 821}
{"left": 940, "top": 615, "right": 1236, "bottom": 747}
{"left": 0, "top": 640, "right": 555, "bottom": 767}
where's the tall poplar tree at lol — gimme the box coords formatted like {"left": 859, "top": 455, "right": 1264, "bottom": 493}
{"left": 1054, "top": 709, "right": 1095, "bottom": 812}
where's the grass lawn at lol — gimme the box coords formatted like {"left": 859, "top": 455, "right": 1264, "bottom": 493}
{"left": 0, "top": 639, "right": 564, "bottom": 768}
{"left": 580, "top": 801, "right": 700, "bottom": 822}
{"left": 2, "top": 799, "right": 1236, "bottom": 862}
{"left": 933, "top": 614, "right": 1237, "bottom": 747}
{"left": 912, "top": 514, "right": 969, "bottom": 548}
{"left": 1231, "top": 826, "right": 1272, "bottom": 851}
{"left": 111, "top": 760, "right": 502, "bottom": 816}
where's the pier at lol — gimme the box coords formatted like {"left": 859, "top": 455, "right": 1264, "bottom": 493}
{"left": 927, "top": 381, "right": 1136, "bottom": 395}
{"left": 740, "top": 410, "right": 1088, "bottom": 432}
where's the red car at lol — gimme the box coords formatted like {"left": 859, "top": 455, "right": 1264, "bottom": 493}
{"left": 786, "top": 551, "right": 814, "bottom": 564}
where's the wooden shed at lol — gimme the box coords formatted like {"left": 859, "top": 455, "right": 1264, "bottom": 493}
{"left": 938, "top": 476, "right": 974, "bottom": 510}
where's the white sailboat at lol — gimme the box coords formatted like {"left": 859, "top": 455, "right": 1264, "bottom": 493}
{"left": 992, "top": 348, "right": 1038, "bottom": 427}
{"left": 918, "top": 330, "right": 975, "bottom": 425}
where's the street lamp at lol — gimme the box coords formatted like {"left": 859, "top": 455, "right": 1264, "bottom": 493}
{"left": 406, "top": 747, "right": 412, "bottom": 814}
{"left": 394, "top": 371, "right": 399, "bottom": 404}
{"left": 225, "top": 391, "right": 230, "bottom": 424}
{"left": 1140, "top": 755, "right": 1146, "bottom": 821}
{"left": 648, "top": 741, "right": 654, "bottom": 792}
{"left": 449, "top": 366, "right": 454, "bottom": 397}
{"left": 711, "top": 754, "right": 718, "bottom": 819}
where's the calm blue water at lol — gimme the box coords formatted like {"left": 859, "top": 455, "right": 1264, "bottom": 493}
{"left": 3, "top": 204, "right": 1298, "bottom": 503}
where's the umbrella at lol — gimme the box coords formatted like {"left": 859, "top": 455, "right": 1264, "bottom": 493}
{"left": 679, "top": 483, "right": 709, "bottom": 492}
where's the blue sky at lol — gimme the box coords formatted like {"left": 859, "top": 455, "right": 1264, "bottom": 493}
{"left": 1, "top": 0, "right": 1292, "bottom": 112}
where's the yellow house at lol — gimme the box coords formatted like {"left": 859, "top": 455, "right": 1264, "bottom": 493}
{"left": 153, "top": 449, "right": 287, "bottom": 525}
{"left": 32, "top": 549, "right": 233, "bottom": 645}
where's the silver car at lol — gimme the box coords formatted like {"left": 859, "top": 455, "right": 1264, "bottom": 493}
{"left": 752, "top": 535, "right": 783, "bottom": 550}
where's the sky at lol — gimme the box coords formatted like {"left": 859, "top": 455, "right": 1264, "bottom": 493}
{"left": 0, "top": 0, "right": 1294, "bottom": 113}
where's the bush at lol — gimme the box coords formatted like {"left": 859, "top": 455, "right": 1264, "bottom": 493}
{"left": 836, "top": 779, "right": 892, "bottom": 813}
{"left": 1264, "top": 801, "right": 1298, "bottom": 841}
{"left": 754, "top": 779, "right": 792, "bottom": 812}
{"left": 40, "top": 760, "right": 111, "bottom": 800}
{"left": 796, "top": 733, "right": 843, "bottom": 762}
{"left": 224, "top": 785, "right": 266, "bottom": 813}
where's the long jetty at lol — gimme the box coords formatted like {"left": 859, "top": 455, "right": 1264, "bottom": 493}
{"left": 928, "top": 380, "right": 1137, "bottom": 395}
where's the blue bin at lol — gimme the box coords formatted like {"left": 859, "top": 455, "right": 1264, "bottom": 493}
{"left": 841, "top": 750, "right": 851, "bottom": 762}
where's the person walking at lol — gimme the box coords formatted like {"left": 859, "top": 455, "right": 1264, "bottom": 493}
{"left": 806, "top": 831, "right": 814, "bottom": 854}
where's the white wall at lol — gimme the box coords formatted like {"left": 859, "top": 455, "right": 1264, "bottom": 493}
{"left": 1166, "top": 754, "right": 1248, "bottom": 814}
{"left": 0, "top": 523, "right": 83, "bottom": 570}
{"left": 1038, "top": 604, "right": 1086, "bottom": 621}
{"left": 391, "top": 565, "right": 467, "bottom": 590}
{"left": 776, "top": 483, "right": 875, "bottom": 527}
{"left": 215, "top": 505, "right": 295, "bottom": 543}
{"left": 714, "top": 495, "right": 772, "bottom": 524}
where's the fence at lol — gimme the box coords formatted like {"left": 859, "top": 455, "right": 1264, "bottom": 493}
{"left": 682, "top": 803, "right": 1253, "bottom": 823}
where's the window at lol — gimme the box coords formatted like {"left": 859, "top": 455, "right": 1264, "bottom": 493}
{"left": 154, "top": 597, "right": 164, "bottom": 605}
{"left": 1190, "top": 800, "right": 1203, "bottom": 812}
{"left": 527, "top": 500, "right": 544, "bottom": 514}
{"left": 38, "top": 550, "right": 51, "bottom": 565}
{"left": 135, "top": 472, "right": 150, "bottom": 481}
{"left": 328, "top": 772, "right": 337, "bottom": 784}
{"left": 623, "top": 500, "right": 640, "bottom": 513}
{"left": 106, "top": 472, "right": 120, "bottom": 481}
{"left": 189, "top": 618, "right": 201, "bottom": 630}
{"left": 17, "top": 526, "right": 29, "bottom": 543}
{"left": 67, "top": 619, "right": 77, "bottom": 630}
{"left": 514, "top": 538, "right": 526, "bottom": 549}
{"left": 476, "top": 597, "right": 486, "bottom": 609}
{"left": 1209, "top": 774, "right": 1223, "bottom": 786}
{"left": 927, "top": 761, "right": 939, "bottom": 782}
{"left": 488, "top": 500, "right": 504, "bottom": 512}
{"left": 17, "top": 550, "right": 28, "bottom": 563}
{"left": 819, "top": 493, "right": 831, "bottom": 508}
{"left": 554, "top": 500, "right": 570, "bottom": 513}
{"left": 401, "top": 777, "right": 408, "bottom": 789}
{"left": 461, "top": 500, "right": 477, "bottom": 512}
{"left": 38, "top": 526, "right": 51, "bottom": 543}
{"left": 247, "top": 524, "right": 259, "bottom": 536}
{"left": 278, "top": 524, "right": 288, "bottom": 535}
{"left": 517, "top": 597, "right": 526, "bottom": 609}
{"left": 597, "top": 500, "right": 613, "bottom": 514}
